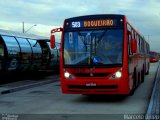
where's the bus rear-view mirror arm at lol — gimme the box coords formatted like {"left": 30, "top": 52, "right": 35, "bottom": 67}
{"left": 50, "top": 27, "right": 63, "bottom": 49}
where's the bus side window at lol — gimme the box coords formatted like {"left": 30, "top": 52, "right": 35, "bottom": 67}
{"left": 131, "top": 30, "right": 135, "bottom": 39}
{"left": 131, "top": 29, "right": 136, "bottom": 54}
{"left": 127, "top": 24, "right": 132, "bottom": 55}
{"left": 127, "top": 24, "right": 134, "bottom": 55}
{"left": 142, "top": 39, "right": 145, "bottom": 53}
{"left": 128, "top": 33, "right": 132, "bottom": 55}
{"left": 137, "top": 35, "right": 140, "bottom": 53}
{"left": 139, "top": 36, "right": 144, "bottom": 54}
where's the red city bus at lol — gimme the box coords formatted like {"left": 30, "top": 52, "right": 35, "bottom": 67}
{"left": 149, "top": 51, "right": 159, "bottom": 62}
{"left": 51, "top": 14, "right": 150, "bottom": 95}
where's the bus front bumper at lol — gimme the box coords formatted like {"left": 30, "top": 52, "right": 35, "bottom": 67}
{"left": 61, "top": 79, "right": 130, "bottom": 95}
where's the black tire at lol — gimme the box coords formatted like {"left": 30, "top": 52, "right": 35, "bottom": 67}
{"left": 129, "top": 72, "right": 136, "bottom": 96}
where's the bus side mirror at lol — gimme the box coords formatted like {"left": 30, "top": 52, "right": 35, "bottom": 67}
{"left": 50, "top": 35, "right": 55, "bottom": 48}
{"left": 131, "top": 39, "right": 137, "bottom": 53}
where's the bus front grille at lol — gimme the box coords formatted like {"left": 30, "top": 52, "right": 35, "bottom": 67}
{"left": 68, "top": 85, "right": 118, "bottom": 89}
{"left": 74, "top": 73, "right": 111, "bottom": 77}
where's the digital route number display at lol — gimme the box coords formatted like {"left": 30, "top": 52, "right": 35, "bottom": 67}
{"left": 65, "top": 19, "right": 119, "bottom": 29}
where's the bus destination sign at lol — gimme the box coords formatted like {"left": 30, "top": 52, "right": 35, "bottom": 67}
{"left": 66, "top": 19, "right": 117, "bottom": 29}
{"left": 84, "top": 19, "right": 115, "bottom": 27}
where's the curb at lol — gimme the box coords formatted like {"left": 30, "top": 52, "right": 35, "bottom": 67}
{"left": 146, "top": 62, "right": 160, "bottom": 115}
{"left": 0, "top": 79, "right": 59, "bottom": 95}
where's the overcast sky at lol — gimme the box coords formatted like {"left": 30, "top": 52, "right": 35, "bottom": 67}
{"left": 0, "top": 0, "right": 160, "bottom": 52}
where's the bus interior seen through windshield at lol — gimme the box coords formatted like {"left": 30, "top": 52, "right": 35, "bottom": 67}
{"left": 64, "top": 29, "right": 123, "bottom": 67}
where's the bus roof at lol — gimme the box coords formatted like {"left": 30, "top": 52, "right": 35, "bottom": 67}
{"left": 65, "top": 14, "right": 125, "bottom": 21}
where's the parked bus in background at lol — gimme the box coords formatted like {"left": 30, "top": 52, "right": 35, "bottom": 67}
{"left": 149, "top": 51, "right": 159, "bottom": 62}
{"left": 50, "top": 14, "right": 150, "bottom": 95}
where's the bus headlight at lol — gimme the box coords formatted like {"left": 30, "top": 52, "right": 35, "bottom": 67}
{"left": 64, "top": 71, "right": 70, "bottom": 78}
{"left": 64, "top": 71, "right": 74, "bottom": 79}
{"left": 115, "top": 71, "right": 122, "bottom": 78}
{"left": 109, "top": 69, "right": 122, "bottom": 79}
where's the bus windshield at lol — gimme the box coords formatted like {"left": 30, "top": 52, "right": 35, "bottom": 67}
{"left": 64, "top": 29, "right": 123, "bottom": 67}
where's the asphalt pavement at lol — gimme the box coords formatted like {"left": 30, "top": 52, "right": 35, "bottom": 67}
{"left": 0, "top": 63, "right": 160, "bottom": 120}
{"left": 0, "top": 73, "right": 59, "bottom": 95}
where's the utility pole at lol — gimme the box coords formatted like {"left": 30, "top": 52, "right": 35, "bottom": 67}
{"left": 22, "top": 21, "right": 37, "bottom": 33}
{"left": 22, "top": 21, "right": 25, "bottom": 33}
